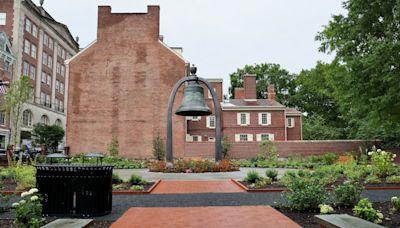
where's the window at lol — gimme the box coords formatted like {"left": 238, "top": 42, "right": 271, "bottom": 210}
{"left": 208, "top": 137, "right": 215, "bottom": 142}
{"left": 60, "top": 65, "right": 65, "bottom": 76}
{"left": 41, "top": 115, "right": 49, "bottom": 125}
{"left": 25, "top": 19, "right": 31, "bottom": 32}
{"left": 24, "top": 39, "right": 30, "bottom": 54}
{"left": 237, "top": 113, "right": 250, "bottom": 126}
{"left": 0, "top": 111, "right": 5, "bottom": 125}
{"left": 42, "top": 52, "right": 47, "bottom": 66}
{"left": 47, "top": 56, "right": 52, "bottom": 68}
{"left": 60, "top": 83, "right": 64, "bottom": 94}
{"left": 22, "top": 110, "right": 33, "bottom": 127}
{"left": 54, "top": 98, "right": 59, "bottom": 110}
{"left": 0, "top": 13, "right": 6, "bottom": 25}
{"left": 56, "top": 62, "right": 61, "bottom": 74}
{"left": 207, "top": 88, "right": 216, "bottom": 99}
{"left": 67, "top": 53, "right": 72, "bottom": 59}
{"left": 60, "top": 101, "right": 63, "bottom": 111}
{"left": 29, "top": 65, "right": 36, "bottom": 80}
{"left": 55, "top": 119, "right": 62, "bottom": 126}
{"left": 235, "top": 134, "right": 253, "bottom": 142}
{"left": 258, "top": 112, "right": 271, "bottom": 125}
{"left": 22, "top": 61, "right": 29, "bottom": 76}
{"left": 31, "top": 44, "right": 37, "bottom": 58}
{"left": 206, "top": 116, "right": 215, "bottom": 129}
{"left": 287, "top": 118, "right": 295, "bottom": 128}
{"left": 48, "top": 38, "right": 53, "bottom": 49}
{"left": 57, "top": 45, "right": 61, "bottom": 56}
{"left": 47, "top": 75, "right": 51, "bottom": 86}
{"left": 45, "top": 94, "right": 51, "bottom": 107}
{"left": 32, "top": 24, "right": 38, "bottom": 37}
{"left": 40, "top": 92, "right": 46, "bottom": 105}
{"left": 43, "top": 33, "right": 48, "bottom": 46}
{"left": 41, "top": 72, "right": 46, "bottom": 83}
{"left": 61, "top": 48, "right": 66, "bottom": 59}
{"left": 55, "top": 80, "right": 60, "bottom": 92}
{"left": 256, "top": 133, "right": 275, "bottom": 142}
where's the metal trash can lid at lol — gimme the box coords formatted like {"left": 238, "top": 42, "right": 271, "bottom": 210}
{"left": 84, "top": 152, "right": 104, "bottom": 158}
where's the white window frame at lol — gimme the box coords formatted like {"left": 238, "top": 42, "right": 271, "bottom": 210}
{"left": 206, "top": 116, "right": 215, "bottom": 129}
{"left": 47, "top": 75, "right": 51, "bottom": 86}
{"left": 22, "top": 61, "right": 29, "bottom": 76}
{"left": 25, "top": 18, "right": 31, "bottom": 33}
{"left": 55, "top": 80, "right": 60, "bottom": 92}
{"left": 60, "top": 83, "right": 64, "bottom": 94}
{"left": 22, "top": 110, "right": 33, "bottom": 127}
{"left": 47, "top": 56, "right": 53, "bottom": 68}
{"left": 41, "top": 115, "right": 49, "bottom": 125}
{"left": 43, "top": 33, "right": 48, "bottom": 46}
{"left": 48, "top": 38, "right": 53, "bottom": 49}
{"left": 256, "top": 133, "right": 275, "bottom": 142}
{"left": 187, "top": 116, "right": 200, "bottom": 121}
{"left": 0, "top": 13, "right": 6, "bottom": 25}
{"left": 237, "top": 112, "right": 250, "bottom": 126}
{"left": 29, "top": 65, "right": 35, "bottom": 80}
{"left": 287, "top": 117, "right": 295, "bottom": 128}
{"left": 41, "top": 72, "right": 46, "bottom": 83}
{"left": 42, "top": 52, "right": 47, "bottom": 66}
{"left": 235, "top": 134, "right": 253, "bottom": 142}
{"left": 45, "top": 94, "right": 51, "bottom": 107}
{"left": 32, "top": 24, "right": 38, "bottom": 37}
{"left": 24, "top": 39, "right": 30, "bottom": 54}
{"left": 55, "top": 119, "right": 62, "bottom": 126}
{"left": 258, "top": 112, "right": 272, "bottom": 126}
{"left": 31, "top": 44, "right": 37, "bottom": 59}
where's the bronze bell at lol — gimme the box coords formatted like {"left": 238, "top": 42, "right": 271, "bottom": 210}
{"left": 175, "top": 81, "right": 212, "bottom": 116}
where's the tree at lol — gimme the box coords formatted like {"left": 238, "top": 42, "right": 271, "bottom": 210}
{"left": 221, "top": 136, "right": 232, "bottom": 159}
{"left": 152, "top": 132, "right": 165, "bottom": 161}
{"left": 228, "top": 63, "right": 296, "bottom": 106}
{"left": 1, "top": 76, "right": 32, "bottom": 146}
{"left": 31, "top": 124, "right": 65, "bottom": 153}
{"left": 302, "top": 114, "right": 346, "bottom": 140}
{"left": 107, "top": 135, "right": 119, "bottom": 156}
{"left": 316, "top": 0, "right": 400, "bottom": 145}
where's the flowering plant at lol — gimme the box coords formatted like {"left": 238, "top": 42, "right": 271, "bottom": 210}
{"left": 391, "top": 196, "right": 400, "bottom": 211}
{"left": 12, "top": 188, "right": 45, "bottom": 228}
{"left": 368, "top": 149, "right": 396, "bottom": 176}
{"left": 319, "top": 204, "right": 335, "bottom": 214}
{"left": 353, "top": 198, "right": 384, "bottom": 224}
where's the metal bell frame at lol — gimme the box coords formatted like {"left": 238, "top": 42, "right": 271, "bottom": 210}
{"left": 166, "top": 68, "right": 222, "bottom": 163}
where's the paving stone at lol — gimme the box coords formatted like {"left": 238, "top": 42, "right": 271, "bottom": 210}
{"left": 151, "top": 180, "right": 245, "bottom": 194}
{"left": 41, "top": 219, "right": 93, "bottom": 228}
{"left": 315, "top": 214, "right": 384, "bottom": 228}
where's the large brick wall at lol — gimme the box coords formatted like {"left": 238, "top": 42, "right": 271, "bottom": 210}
{"left": 286, "top": 116, "right": 302, "bottom": 140}
{"left": 184, "top": 140, "right": 378, "bottom": 158}
{"left": 67, "top": 6, "right": 186, "bottom": 158}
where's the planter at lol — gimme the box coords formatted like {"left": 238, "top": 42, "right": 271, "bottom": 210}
{"left": 112, "top": 180, "right": 160, "bottom": 195}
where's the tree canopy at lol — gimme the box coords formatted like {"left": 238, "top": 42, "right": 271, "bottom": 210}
{"left": 32, "top": 124, "right": 65, "bottom": 153}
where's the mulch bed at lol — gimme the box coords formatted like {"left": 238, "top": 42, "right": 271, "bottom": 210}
{"left": 113, "top": 182, "right": 155, "bottom": 191}
{"left": 0, "top": 179, "right": 18, "bottom": 192}
{"left": 276, "top": 202, "right": 400, "bottom": 228}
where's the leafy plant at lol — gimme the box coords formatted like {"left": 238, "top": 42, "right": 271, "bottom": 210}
{"left": 364, "top": 175, "right": 381, "bottom": 184}
{"left": 353, "top": 198, "right": 384, "bottom": 224}
{"left": 130, "top": 185, "right": 144, "bottom": 191}
{"left": 153, "top": 132, "right": 165, "bottom": 161}
{"left": 112, "top": 173, "right": 123, "bottom": 184}
{"left": 386, "top": 175, "right": 400, "bottom": 184}
{"left": 333, "top": 182, "right": 364, "bottom": 206}
{"left": 319, "top": 204, "right": 335, "bottom": 214}
{"left": 107, "top": 135, "right": 119, "bottom": 156}
{"left": 128, "top": 174, "right": 147, "bottom": 185}
{"left": 221, "top": 136, "right": 232, "bottom": 159}
{"left": 391, "top": 196, "right": 400, "bottom": 211}
{"left": 12, "top": 188, "right": 45, "bottom": 228}
{"left": 283, "top": 176, "right": 327, "bottom": 211}
{"left": 265, "top": 169, "right": 278, "bottom": 181}
{"left": 322, "top": 153, "right": 338, "bottom": 165}
{"left": 31, "top": 124, "right": 65, "bottom": 153}
{"left": 369, "top": 149, "right": 396, "bottom": 176}
{"left": 258, "top": 140, "right": 278, "bottom": 164}
{"left": 249, "top": 177, "right": 272, "bottom": 189}
{"left": 245, "top": 170, "right": 261, "bottom": 183}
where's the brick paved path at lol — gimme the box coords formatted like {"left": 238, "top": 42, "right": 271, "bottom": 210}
{"left": 151, "top": 180, "right": 245, "bottom": 194}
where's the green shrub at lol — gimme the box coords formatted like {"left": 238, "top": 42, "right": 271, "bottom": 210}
{"left": 265, "top": 169, "right": 278, "bottom": 181}
{"left": 130, "top": 185, "right": 144, "bottom": 191}
{"left": 283, "top": 176, "right": 327, "bottom": 211}
{"left": 369, "top": 149, "right": 396, "bottom": 176}
{"left": 258, "top": 140, "right": 278, "bottom": 164}
{"left": 153, "top": 132, "right": 165, "bottom": 161}
{"left": 386, "top": 175, "right": 400, "bottom": 184}
{"left": 353, "top": 198, "right": 384, "bottom": 224}
{"left": 12, "top": 188, "right": 45, "bottom": 228}
{"left": 128, "top": 174, "right": 147, "bottom": 185}
{"left": 333, "top": 182, "right": 364, "bottom": 206}
{"left": 364, "top": 175, "right": 381, "bottom": 184}
{"left": 112, "top": 173, "right": 123, "bottom": 184}
{"left": 391, "top": 196, "right": 400, "bottom": 211}
{"left": 221, "top": 136, "right": 232, "bottom": 159}
{"left": 112, "top": 184, "right": 124, "bottom": 190}
{"left": 245, "top": 170, "right": 261, "bottom": 183}
{"left": 249, "top": 177, "right": 272, "bottom": 189}
{"left": 107, "top": 135, "right": 119, "bottom": 156}
{"left": 322, "top": 153, "right": 338, "bottom": 165}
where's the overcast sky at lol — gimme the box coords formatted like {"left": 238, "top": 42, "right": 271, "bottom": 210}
{"left": 33, "top": 0, "right": 345, "bottom": 95}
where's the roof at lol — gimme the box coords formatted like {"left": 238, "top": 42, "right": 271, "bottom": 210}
{"left": 22, "top": 0, "right": 79, "bottom": 51}
{"left": 0, "top": 32, "right": 16, "bottom": 63}
{"left": 221, "top": 99, "right": 286, "bottom": 110}
{"left": 285, "top": 107, "right": 302, "bottom": 116}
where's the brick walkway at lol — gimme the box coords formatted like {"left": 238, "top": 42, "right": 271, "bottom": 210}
{"left": 151, "top": 180, "right": 245, "bottom": 194}
{"left": 110, "top": 206, "right": 300, "bottom": 228}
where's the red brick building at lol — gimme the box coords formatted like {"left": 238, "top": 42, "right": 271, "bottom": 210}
{"left": 186, "top": 74, "right": 302, "bottom": 144}
{"left": 66, "top": 6, "right": 187, "bottom": 158}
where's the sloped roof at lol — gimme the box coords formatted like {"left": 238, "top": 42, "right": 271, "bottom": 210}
{"left": 285, "top": 107, "right": 302, "bottom": 115}
{"left": 221, "top": 99, "right": 286, "bottom": 110}
{"left": 0, "top": 32, "right": 16, "bottom": 62}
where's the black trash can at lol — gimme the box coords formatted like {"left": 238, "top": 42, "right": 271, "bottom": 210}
{"left": 35, "top": 164, "right": 114, "bottom": 217}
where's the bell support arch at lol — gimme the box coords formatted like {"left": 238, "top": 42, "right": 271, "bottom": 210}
{"left": 166, "top": 75, "right": 222, "bottom": 163}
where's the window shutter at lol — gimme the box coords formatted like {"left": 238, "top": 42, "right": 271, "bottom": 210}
{"left": 246, "top": 113, "right": 250, "bottom": 125}
{"left": 237, "top": 113, "right": 241, "bottom": 125}
{"left": 186, "top": 134, "right": 193, "bottom": 142}
{"left": 235, "top": 134, "right": 240, "bottom": 142}
{"left": 198, "top": 136, "right": 202, "bottom": 142}
{"left": 248, "top": 134, "right": 253, "bottom": 141}
{"left": 292, "top": 118, "right": 295, "bottom": 127}
{"left": 258, "top": 113, "right": 262, "bottom": 125}
{"left": 269, "top": 134, "right": 275, "bottom": 141}
{"left": 206, "top": 116, "right": 210, "bottom": 128}
{"left": 256, "top": 134, "right": 261, "bottom": 142}
{"left": 267, "top": 112, "right": 272, "bottom": 125}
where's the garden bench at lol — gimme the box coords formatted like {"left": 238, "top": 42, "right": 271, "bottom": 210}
{"left": 315, "top": 214, "right": 384, "bottom": 228}
{"left": 41, "top": 218, "right": 93, "bottom": 228}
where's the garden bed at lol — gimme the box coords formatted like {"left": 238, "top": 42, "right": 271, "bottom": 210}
{"left": 112, "top": 180, "right": 160, "bottom": 194}
{"left": 276, "top": 201, "right": 400, "bottom": 228}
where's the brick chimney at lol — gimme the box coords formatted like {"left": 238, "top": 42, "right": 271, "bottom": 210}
{"left": 234, "top": 88, "right": 244, "bottom": 99}
{"left": 243, "top": 74, "right": 257, "bottom": 100}
{"left": 268, "top": 85, "right": 276, "bottom": 100}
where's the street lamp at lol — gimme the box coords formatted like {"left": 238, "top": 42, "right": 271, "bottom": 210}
{"left": 166, "top": 66, "right": 222, "bottom": 164}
